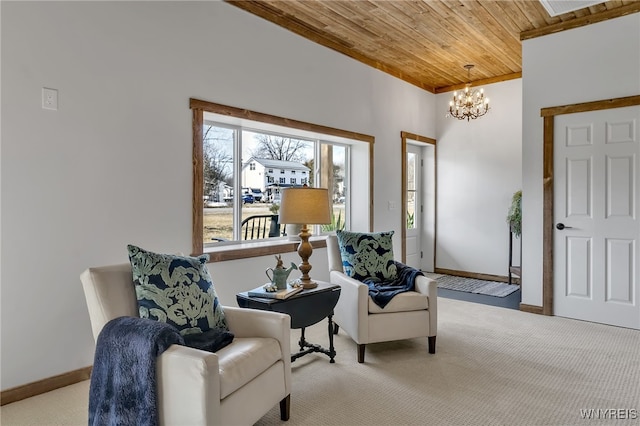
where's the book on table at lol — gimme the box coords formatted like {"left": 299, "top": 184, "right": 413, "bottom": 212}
{"left": 247, "top": 284, "right": 303, "bottom": 300}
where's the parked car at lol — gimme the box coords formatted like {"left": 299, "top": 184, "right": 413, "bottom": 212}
{"left": 250, "top": 188, "right": 265, "bottom": 202}
{"left": 242, "top": 193, "right": 255, "bottom": 204}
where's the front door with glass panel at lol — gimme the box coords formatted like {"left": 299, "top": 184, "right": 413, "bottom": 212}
{"left": 406, "top": 145, "right": 422, "bottom": 269}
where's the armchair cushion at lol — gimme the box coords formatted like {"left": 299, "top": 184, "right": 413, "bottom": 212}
{"left": 368, "top": 291, "right": 429, "bottom": 314}
{"left": 336, "top": 230, "right": 397, "bottom": 282}
{"left": 127, "top": 244, "right": 228, "bottom": 335}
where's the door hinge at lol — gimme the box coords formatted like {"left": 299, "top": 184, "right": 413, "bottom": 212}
{"left": 421, "top": 205, "right": 423, "bottom": 213}
{"left": 421, "top": 159, "right": 424, "bottom": 167}
{"left": 420, "top": 251, "right": 423, "bottom": 259}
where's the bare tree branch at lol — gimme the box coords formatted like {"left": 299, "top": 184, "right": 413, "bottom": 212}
{"left": 251, "top": 134, "right": 308, "bottom": 162}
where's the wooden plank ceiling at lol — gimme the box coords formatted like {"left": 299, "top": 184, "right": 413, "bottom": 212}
{"left": 227, "top": 0, "right": 640, "bottom": 93}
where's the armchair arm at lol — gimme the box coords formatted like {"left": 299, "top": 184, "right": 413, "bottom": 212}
{"left": 330, "top": 270, "right": 370, "bottom": 344}
{"left": 222, "top": 306, "right": 291, "bottom": 395}
{"left": 156, "top": 344, "right": 221, "bottom": 425}
{"left": 223, "top": 305, "right": 290, "bottom": 341}
{"left": 414, "top": 276, "right": 438, "bottom": 336}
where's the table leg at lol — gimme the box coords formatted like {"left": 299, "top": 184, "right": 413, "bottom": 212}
{"left": 298, "top": 327, "right": 306, "bottom": 352}
{"left": 290, "top": 319, "right": 337, "bottom": 363}
{"left": 327, "top": 314, "right": 336, "bottom": 363}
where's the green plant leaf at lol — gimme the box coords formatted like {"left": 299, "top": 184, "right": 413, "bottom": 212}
{"left": 507, "top": 190, "right": 522, "bottom": 238}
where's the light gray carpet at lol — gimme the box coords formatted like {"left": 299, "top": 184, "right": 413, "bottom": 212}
{"left": 2, "top": 298, "right": 638, "bottom": 426}
{"left": 427, "top": 273, "right": 520, "bottom": 298}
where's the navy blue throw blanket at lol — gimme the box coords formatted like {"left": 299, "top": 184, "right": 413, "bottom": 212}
{"left": 364, "top": 262, "right": 423, "bottom": 308}
{"left": 89, "top": 316, "right": 234, "bottom": 426}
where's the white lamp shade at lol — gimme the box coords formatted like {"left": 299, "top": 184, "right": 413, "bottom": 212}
{"left": 279, "top": 187, "right": 331, "bottom": 225}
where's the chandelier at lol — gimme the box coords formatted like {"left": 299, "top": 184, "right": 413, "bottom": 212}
{"left": 448, "top": 64, "right": 490, "bottom": 121}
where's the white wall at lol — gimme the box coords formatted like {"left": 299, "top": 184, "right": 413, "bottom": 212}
{"left": 0, "top": 1, "right": 435, "bottom": 389}
{"left": 521, "top": 13, "right": 640, "bottom": 306}
{"left": 435, "top": 79, "right": 523, "bottom": 276}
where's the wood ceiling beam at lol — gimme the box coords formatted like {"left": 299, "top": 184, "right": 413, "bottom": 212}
{"left": 435, "top": 72, "right": 522, "bottom": 94}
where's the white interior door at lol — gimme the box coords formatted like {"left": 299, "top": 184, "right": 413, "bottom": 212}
{"left": 405, "top": 144, "right": 422, "bottom": 269}
{"left": 554, "top": 106, "right": 640, "bottom": 329}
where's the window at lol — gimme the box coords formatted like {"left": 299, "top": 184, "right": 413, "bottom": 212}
{"left": 268, "top": 169, "right": 273, "bottom": 173}
{"left": 191, "top": 98, "right": 373, "bottom": 258}
{"left": 201, "top": 125, "right": 337, "bottom": 243}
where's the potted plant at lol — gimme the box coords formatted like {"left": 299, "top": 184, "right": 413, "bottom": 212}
{"left": 507, "top": 190, "right": 522, "bottom": 237}
{"left": 321, "top": 210, "right": 345, "bottom": 233}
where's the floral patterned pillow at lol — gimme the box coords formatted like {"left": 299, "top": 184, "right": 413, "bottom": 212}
{"left": 336, "top": 230, "right": 398, "bottom": 282}
{"left": 127, "top": 245, "right": 228, "bottom": 335}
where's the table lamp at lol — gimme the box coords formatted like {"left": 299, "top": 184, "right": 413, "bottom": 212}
{"left": 279, "top": 186, "right": 331, "bottom": 288}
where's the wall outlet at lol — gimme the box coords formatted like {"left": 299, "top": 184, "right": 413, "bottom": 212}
{"left": 388, "top": 200, "right": 397, "bottom": 210}
{"left": 42, "top": 88, "right": 58, "bottom": 110}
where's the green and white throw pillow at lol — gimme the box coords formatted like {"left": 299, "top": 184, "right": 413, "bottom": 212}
{"left": 336, "top": 230, "right": 397, "bottom": 282}
{"left": 127, "top": 244, "right": 228, "bottom": 335}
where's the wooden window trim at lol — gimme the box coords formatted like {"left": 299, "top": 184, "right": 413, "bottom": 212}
{"left": 190, "top": 98, "right": 374, "bottom": 262}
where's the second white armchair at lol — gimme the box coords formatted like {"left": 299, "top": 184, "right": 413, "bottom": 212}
{"left": 327, "top": 234, "right": 437, "bottom": 363}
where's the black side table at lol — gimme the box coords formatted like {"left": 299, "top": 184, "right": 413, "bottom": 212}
{"left": 236, "top": 281, "right": 341, "bottom": 363}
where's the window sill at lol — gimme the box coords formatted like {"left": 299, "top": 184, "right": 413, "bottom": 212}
{"left": 197, "top": 237, "right": 328, "bottom": 263}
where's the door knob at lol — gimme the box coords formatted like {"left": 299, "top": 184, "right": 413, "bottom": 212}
{"left": 556, "top": 223, "right": 573, "bottom": 230}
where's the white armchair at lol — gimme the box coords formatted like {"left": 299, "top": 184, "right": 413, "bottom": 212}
{"left": 327, "top": 235, "right": 437, "bottom": 363}
{"left": 81, "top": 263, "right": 291, "bottom": 425}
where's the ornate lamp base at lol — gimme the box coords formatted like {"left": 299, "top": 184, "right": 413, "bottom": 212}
{"left": 293, "top": 225, "right": 318, "bottom": 289}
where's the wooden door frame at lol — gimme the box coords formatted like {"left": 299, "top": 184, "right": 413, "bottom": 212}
{"left": 540, "top": 94, "right": 640, "bottom": 316}
{"left": 400, "top": 131, "right": 436, "bottom": 265}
